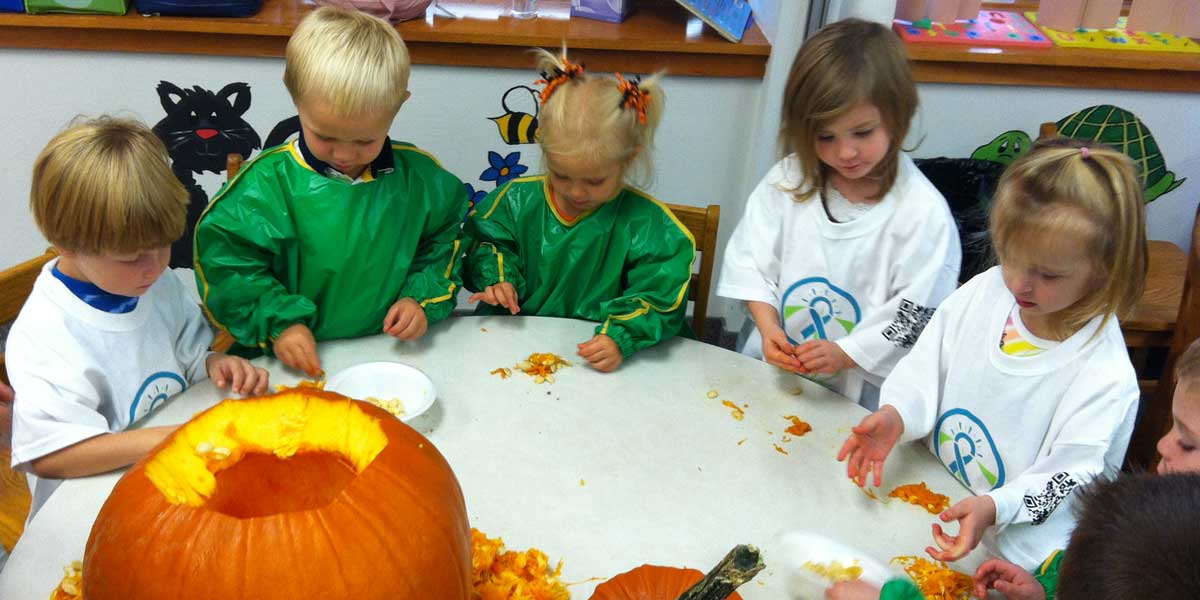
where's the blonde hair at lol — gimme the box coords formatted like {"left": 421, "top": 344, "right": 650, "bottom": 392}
{"left": 990, "top": 138, "right": 1147, "bottom": 340}
{"left": 284, "top": 6, "right": 410, "bottom": 118}
{"left": 30, "top": 116, "right": 188, "bottom": 255}
{"left": 1176, "top": 338, "right": 1200, "bottom": 388}
{"left": 780, "top": 18, "right": 917, "bottom": 202}
{"left": 532, "top": 48, "right": 664, "bottom": 185}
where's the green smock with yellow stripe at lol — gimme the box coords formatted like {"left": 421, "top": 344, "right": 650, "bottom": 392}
{"left": 194, "top": 140, "right": 467, "bottom": 355}
{"left": 463, "top": 176, "right": 695, "bottom": 357}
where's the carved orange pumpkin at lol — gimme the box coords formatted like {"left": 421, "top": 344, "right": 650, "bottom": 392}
{"left": 81, "top": 388, "right": 471, "bottom": 599}
{"left": 590, "top": 565, "right": 744, "bottom": 600}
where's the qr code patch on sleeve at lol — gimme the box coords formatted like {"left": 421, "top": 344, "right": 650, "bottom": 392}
{"left": 881, "top": 299, "right": 936, "bottom": 348}
{"left": 1023, "top": 472, "right": 1079, "bottom": 525}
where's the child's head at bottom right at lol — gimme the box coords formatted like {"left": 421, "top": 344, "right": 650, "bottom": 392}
{"left": 1158, "top": 337, "right": 1200, "bottom": 474}
{"left": 1055, "top": 472, "right": 1200, "bottom": 600}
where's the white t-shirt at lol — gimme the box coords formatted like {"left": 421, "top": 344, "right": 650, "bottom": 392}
{"left": 8, "top": 260, "right": 214, "bottom": 516}
{"left": 717, "top": 153, "right": 961, "bottom": 402}
{"left": 883, "top": 266, "right": 1138, "bottom": 569}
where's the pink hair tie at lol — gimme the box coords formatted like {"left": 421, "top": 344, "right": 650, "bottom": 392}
{"left": 1080, "top": 146, "right": 1091, "bottom": 159}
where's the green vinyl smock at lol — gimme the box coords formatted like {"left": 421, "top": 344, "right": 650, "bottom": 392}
{"left": 463, "top": 176, "right": 695, "bottom": 357}
{"left": 194, "top": 138, "right": 468, "bottom": 355}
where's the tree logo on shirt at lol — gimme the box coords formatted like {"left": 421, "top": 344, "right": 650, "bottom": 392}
{"left": 129, "top": 372, "right": 187, "bottom": 423}
{"left": 935, "top": 408, "right": 1005, "bottom": 492}
{"left": 778, "top": 277, "right": 862, "bottom": 345}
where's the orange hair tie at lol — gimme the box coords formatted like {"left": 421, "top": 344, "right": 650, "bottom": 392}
{"left": 615, "top": 72, "right": 650, "bottom": 125}
{"left": 535, "top": 57, "right": 585, "bottom": 104}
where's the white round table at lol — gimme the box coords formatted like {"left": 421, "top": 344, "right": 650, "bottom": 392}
{"left": 0, "top": 316, "right": 989, "bottom": 598}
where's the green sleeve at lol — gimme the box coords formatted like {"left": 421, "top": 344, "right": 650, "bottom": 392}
{"left": 880, "top": 578, "right": 926, "bottom": 600}
{"left": 595, "top": 208, "right": 695, "bottom": 357}
{"left": 462, "top": 184, "right": 526, "bottom": 298}
{"left": 194, "top": 177, "right": 317, "bottom": 352}
{"left": 398, "top": 170, "right": 470, "bottom": 325}
{"left": 1035, "top": 550, "right": 1063, "bottom": 600}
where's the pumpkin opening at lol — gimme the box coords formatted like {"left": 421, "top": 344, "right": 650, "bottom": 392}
{"left": 204, "top": 451, "right": 357, "bottom": 518}
{"left": 143, "top": 392, "right": 389, "bottom": 507}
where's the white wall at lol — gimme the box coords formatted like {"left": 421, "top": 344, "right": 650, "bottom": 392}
{"left": 3, "top": 38, "right": 1197, "bottom": 330}
{"left": 0, "top": 50, "right": 762, "bottom": 291}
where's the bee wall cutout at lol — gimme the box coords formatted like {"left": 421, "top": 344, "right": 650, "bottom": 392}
{"left": 489, "top": 85, "right": 539, "bottom": 145}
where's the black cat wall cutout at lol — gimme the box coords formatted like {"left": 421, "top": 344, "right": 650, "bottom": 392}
{"left": 152, "top": 81, "right": 262, "bottom": 268}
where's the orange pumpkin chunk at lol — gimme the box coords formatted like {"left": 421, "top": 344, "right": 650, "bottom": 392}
{"left": 783, "top": 415, "right": 812, "bottom": 436}
{"left": 888, "top": 482, "right": 951, "bottom": 515}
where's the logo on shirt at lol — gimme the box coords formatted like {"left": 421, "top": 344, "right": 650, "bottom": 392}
{"left": 129, "top": 372, "right": 187, "bottom": 423}
{"left": 778, "top": 277, "right": 862, "bottom": 345}
{"left": 935, "top": 408, "right": 1005, "bottom": 492}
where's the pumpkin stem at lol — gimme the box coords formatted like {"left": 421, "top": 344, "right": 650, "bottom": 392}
{"left": 675, "top": 544, "right": 763, "bottom": 600}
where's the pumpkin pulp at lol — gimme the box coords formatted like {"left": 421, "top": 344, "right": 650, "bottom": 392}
{"left": 142, "top": 393, "right": 388, "bottom": 510}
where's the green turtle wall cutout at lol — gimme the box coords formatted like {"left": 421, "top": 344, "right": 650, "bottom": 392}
{"left": 970, "top": 104, "right": 1185, "bottom": 202}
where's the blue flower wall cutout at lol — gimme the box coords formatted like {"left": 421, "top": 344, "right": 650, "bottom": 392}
{"left": 463, "top": 183, "right": 488, "bottom": 221}
{"left": 479, "top": 151, "right": 528, "bottom": 187}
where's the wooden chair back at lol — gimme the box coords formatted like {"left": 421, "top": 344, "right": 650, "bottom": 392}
{"left": 666, "top": 203, "right": 721, "bottom": 340}
{"left": 0, "top": 249, "right": 51, "bottom": 552}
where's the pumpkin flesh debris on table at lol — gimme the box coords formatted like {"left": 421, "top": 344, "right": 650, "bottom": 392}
{"left": 887, "top": 482, "right": 950, "bottom": 515}
{"left": 76, "top": 387, "right": 472, "bottom": 600}
{"left": 514, "top": 353, "right": 571, "bottom": 384}
{"left": 470, "top": 528, "right": 569, "bottom": 600}
{"left": 891, "top": 556, "right": 973, "bottom": 600}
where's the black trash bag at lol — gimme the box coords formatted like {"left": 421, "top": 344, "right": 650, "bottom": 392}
{"left": 914, "top": 157, "right": 1007, "bottom": 285}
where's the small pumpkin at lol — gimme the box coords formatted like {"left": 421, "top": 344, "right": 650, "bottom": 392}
{"left": 80, "top": 388, "right": 471, "bottom": 599}
{"left": 590, "top": 545, "right": 761, "bottom": 600}
{"left": 591, "top": 565, "right": 744, "bottom": 600}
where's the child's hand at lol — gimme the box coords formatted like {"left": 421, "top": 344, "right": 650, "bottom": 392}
{"left": 837, "top": 405, "right": 904, "bottom": 487}
{"left": 274, "top": 323, "right": 322, "bottom": 377}
{"left": 927, "top": 495, "right": 996, "bottom": 563}
{"left": 578, "top": 334, "right": 622, "bottom": 372}
{"left": 206, "top": 353, "right": 270, "bottom": 396}
{"left": 0, "top": 382, "right": 12, "bottom": 404}
{"left": 825, "top": 580, "right": 881, "bottom": 599}
{"left": 761, "top": 326, "right": 804, "bottom": 372}
{"left": 794, "top": 340, "right": 857, "bottom": 374}
{"left": 383, "top": 298, "right": 428, "bottom": 340}
{"left": 468, "top": 282, "right": 520, "bottom": 315}
{"left": 973, "top": 558, "right": 1045, "bottom": 600}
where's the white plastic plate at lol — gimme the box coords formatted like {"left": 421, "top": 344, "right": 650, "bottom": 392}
{"left": 776, "top": 529, "right": 896, "bottom": 599}
{"left": 324, "top": 361, "right": 437, "bottom": 422}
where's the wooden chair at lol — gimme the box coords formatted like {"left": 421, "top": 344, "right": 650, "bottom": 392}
{"left": 665, "top": 203, "right": 721, "bottom": 341}
{"left": 0, "top": 248, "right": 54, "bottom": 554}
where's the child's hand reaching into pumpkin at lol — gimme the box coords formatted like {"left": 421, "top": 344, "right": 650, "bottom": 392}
{"left": 794, "top": 340, "right": 857, "bottom": 375}
{"left": 206, "top": 353, "right": 270, "bottom": 396}
{"left": 973, "top": 558, "right": 1045, "bottom": 600}
{"left": 837, "top": 405, "right": 904, "bottom": 487}
{"left": 274, "top": 323, "right": 322, "bottom": 377}
{"left": 927, "top": 494, "right": 996, "bottom": 563}
{"left": 469, "top": 282, "right": 521, "bottom": 315}
{"left": 578, "top": 334, "right": 622, "bottom": 372}
{"left": 383, "top": 297, "right": 428, "bottom": 340}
